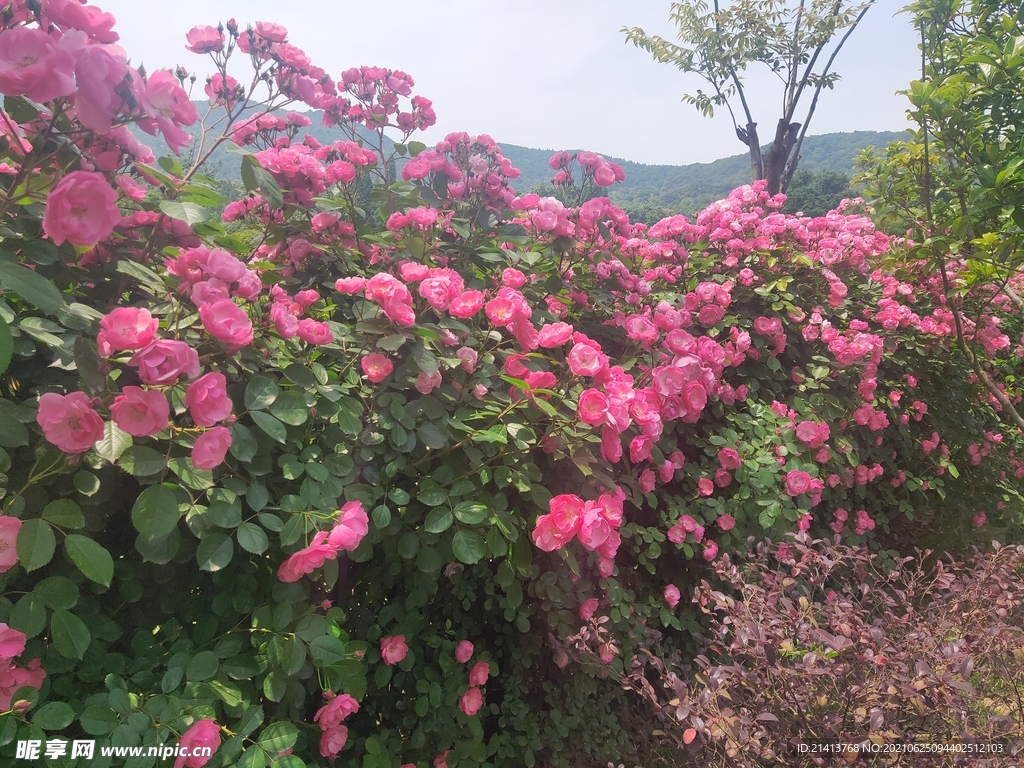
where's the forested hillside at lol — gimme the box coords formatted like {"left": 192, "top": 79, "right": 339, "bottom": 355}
{"left": 134, "top": 107, "right": 905, "bottom": 219}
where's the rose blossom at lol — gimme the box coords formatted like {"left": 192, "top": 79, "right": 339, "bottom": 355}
{"left": 96, "top": 307, "right": 158, "bottom": 356}
{"left": 192, "top": 427, "right": 232, "bottom": 471}
{"left": 130, "top": 339, "right": 200, "bottom": 385}
{"left": 319, "top": 726, "right": 348, "bottom": 759}
{"left": 200, "top": 300, "right": 253, "bottom": 350}
{"left": 43, "top": 171, "right": 121, "bottom": 247}
{"left": 277, "top": 531, "right": 336, "bottom": 583}
{"left": 0, "top": 517, "right": 22, "bottom": 574}
{"left": 579, "top": 597, "right": 599, "bottom": 621}
{"left": 361, "top": 353, "right": 393, "bottom": 383}
{"left": 469, "top": 661, "right": 490, "bottom": 686}
{"left": 381, "top": 635, "right": 408, "bottom": 665}
{"left": 458, "top": 687, "right": 483, "bottom": 716}
{"left": 327, "top": 501, "right": 369, "bottom": 551}
{"left": 663, "top": 584, "right": 681, "bottom": 608}
{"left": 110, "top": 386, "right": 169, "bottom": 437}
{"left": 0, "top": 27, "right": 76, "bottom": 103}
{"left": 185, "top": 373, "right": 232, "bottom": 427}
{"left": 717, "top": 447, "right": 741, "bottom": 470}
{"left": 784, "top": 470, "right": 813, "bottom": 496}
{"left": 35, "top": 392, "right": 104, "bottom": 454}
{"left": 716, "top": 513, "right": 736, "bottom": 531}
{"left": 455, "top": 640, "right": 474, "bottom": 664}
{"left": 173, "top": 719, "right": 220, "bottom": 768}
{"left": 185, "top": 25, "right": 225, "bottom": 53}
{"left": 314, "top": 693, "right": 359, "bottom": 731}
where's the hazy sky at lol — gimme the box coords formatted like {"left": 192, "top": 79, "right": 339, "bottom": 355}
{"left": 98, "top": 0, "right": 921, "bottom": 166}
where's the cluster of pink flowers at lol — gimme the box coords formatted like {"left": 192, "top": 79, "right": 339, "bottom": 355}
{"left": 0, "top": 624, "right": 46, "bottom": 712}
{"left": 403, "top": 132, "right": 521, "bottom": 209}
{"left": 548, "top": 150, "right": 625, "bottom": 189}
{"left": 277, "top": 502, "right": 369, "bottom": 582}
{"left": 313, "top": 692, "right": 358, "bottom": 759}
{"left": 453, "top": 640, "right": 491, "bottom": 717}
{"left": 268, "top": 285, "right": 333, "bottom": 343}
{"left": 532, "top": 489, "right": 625, "bottom": 577}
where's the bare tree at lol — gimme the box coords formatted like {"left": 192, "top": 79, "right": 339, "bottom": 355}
{"left": 624, "top": 0, "right": 876, "bottom": 194}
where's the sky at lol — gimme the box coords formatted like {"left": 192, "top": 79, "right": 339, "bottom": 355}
{"left": 97, "top": 0, "right": 922, "bottom": 166}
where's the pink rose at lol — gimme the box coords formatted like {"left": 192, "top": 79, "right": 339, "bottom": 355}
{"left": 716, "top": 513, "right": 736, "bottom": 531}
{"left": 455, "top": 640, "right": 474, "bottom": 664}
{"left": 458, "top": 687, "right": 483, "bottom": 716}
{"left": 0, "top": 517, "right": 22, "bottom": 574}
{"left": 205, "top": 249, "right": 247, "bottom": 283}
{"left": 415, "top": 370, "right": 442, "bottom": 394}
{"left": 0, "top": 623, "right": 27, "bottom": 660}
{"left": 785, "top": 470, "right": 812, "bottom": 496}
{"left": 697, "top": 477, "right": 714, "bottom": 497}
{"left": 35, "top": 392, "right": 104, "bottom": 454}
{"left": 200, "top": 300, "right": 253, "bottom": 350}
{"left": 703, "top": 541, "right": 719, "bottom": 561}
{"left": 173, "top": 719, "right": 220, "bottom": 768}
{"left": 469, "top": 661, "right": 490, "bottom": 686}
{"left": 277, "top": 531, "right": 336, "bottom": 583}
{"left": 361, "top": 353, "right": 393, "bottom": 383}
{"left": 579, "top": 598, "right": 599, "bottom": 621}
{"left": 381, "top": 635, "right": 408, "bottom": 665}
{"left": 0, "top": 27, "right": 76, "bottom": 103}
{"left": 314, "top": 693, "right": 359, "bottom": 731}
{"left": 327, "top": 501, "right": 369, "bottom": 551}
{"left": 110, "top": 386, "right": 169, "bottom": 437}
{"left": 577, "top": 389, "right": 609, "bottom": 426}
{"left": 185, "top": 373, "right": 232, "bottom": 427}
{"left": 43, "top": 171, "right": 121, "bottom": 247}
{"left": 185, "top": 25, "right": 225, "bottom": 53}
{"left": 334, "top": 277, "right": 367, "bottom": 294}
{"left": 449, "top": 289, "right": 485, "bottom": 319}
{"left": 297, "top": 318, "right": 334, "bottom": 345}
{"left": 663, "top": 584, "right": 681, "bottom": 608}
{"left": 97, "top": 308, "right": 158, "bottom": 356}
{"left": 192, "top": 427, "right": 232, "bottom": 471}
{"left": 136, "top": 69, "right": 198, "bottom": 154}
{"left": 537, "top": 322, "right": 574, "bottom": 348}
{"left": 717, "top": 447, "right": 741, "bottom": 470}
{"left": 130, "top": 339, "right": 200, "bottom": 385}
{"left": 567, "top": 342, "right": 608, "bottom": 377}
{"left": 319, "top": 726, "right": 348, "bottom": 759}
{"left": 455, "top": 346, "right": 478, "bottom": 373}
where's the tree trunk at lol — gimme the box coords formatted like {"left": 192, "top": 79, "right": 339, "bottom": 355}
{"left": 735, "top": 121, "right": 763, "bottom": 182}
{"left": 763, "top": 118, "right": 802, "bottom": 194}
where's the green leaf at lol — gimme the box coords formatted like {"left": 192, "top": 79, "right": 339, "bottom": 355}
{"left": 417, "top": 423, "right": 448, "bottom": 449}
{"left": 159, "top": 200, "right": 209, "bottom": 226}
{"left": 0, "top": 258, "right": 65, "bottom": 312}
{"left": 65, "top": 535, "right": 114, "bottom": 586}
{"left": 308, "top": 636, "right": 347, "bottom": 666}
{"left": 229, "top": 424, "right": 258, "bottom": 462}
{"left": 51, "top": 609, "right": 91, "bottom": 659}
{"left": 196, "top": 532, "right": 234, "bottom": 571}
{"left": 10, "top": 593, "right": 47, "bottom": 638}
{"left": 377, "top": 334, "right": 407, "bottom": 352}
{"left": 79, "top": 705, "right": 118, "bottom": 735}
{"left": 32, "top": 576, "right": 79, "bottom": 610}
{"left": 73, "top": 336, "right": 107, "bottom": 395}
{"left": 186, "top": 651, "right": 220, "bottom": 681}
{"left": 423, "top": 507, "right": 453, "bottom": 534}
{"left": 42, "top": 499, "right": 84, "bottom": 529}
{"left": 73, "top": 470, "right": 101, "bottom": 496}
{"left": 283, "top": 363, "right": 317, "bottom": 387}
{"left": 16, "top": 519, "right": 56, "bottom": 572}
{"left": 454, "top": 501, "right": 489, "bottom": 525}
{"left": 258, "top": 722, "right": 298, "bottom": 753}
{"left": 452, "top": 529, "right": 487, "bottom": 564}
{"left": 417, "top": 487, "right": 447, "bottom": 506}
{"left": 131, "top": 484, "right": 180, "bottom": 539}
{"left": 411, "top": 344, "right": 439, "bottom": 376}
{"left": 245, "top": 375, "right": 280, "bottom": 410}
{"left": 236, "top": 522, "right": 269, "bottom": 554}
{"left": 0, "top": 315, "right": 12, "bottom": 375}
{"left": 119, "top": 445, "right": 166, "bottom": 477}
{"left": 270, "top": 391, "right": 308, "bottom": 425}
{"left": 397, "top": 532, "right": 420, "bottom": 559}
{"left": 94, "top": 422, "right": 132, "bottom": 463}
{"left": 114, "top": 260, "right": 165, "bottom": 293}
{"left": 251, "top": 411, "right": 287, "bottom": 443}
{"left": 33, "top": 701, "right": 75, "bottom": 731}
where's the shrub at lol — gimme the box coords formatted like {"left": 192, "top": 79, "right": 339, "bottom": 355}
{"left": 0, "top": 5, "right": 1020, "bottom": 768}
{"left": 610, "top": 535, "right": 1024, "bottom": 767}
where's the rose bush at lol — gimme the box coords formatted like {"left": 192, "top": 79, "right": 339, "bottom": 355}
{"left": 0, "top": 3, "right": 1020, "bottom": 767}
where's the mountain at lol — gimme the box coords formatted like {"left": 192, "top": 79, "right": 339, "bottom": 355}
{"left": 132, "top": 106, "right": 907, "bottom": 219}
